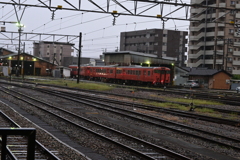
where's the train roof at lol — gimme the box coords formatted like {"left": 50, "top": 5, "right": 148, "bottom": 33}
{"left": 85, "top": 66, "right": 169, "bottom": 69}
{"left": 69, "top": 65, "right": 169, "bottom": 69}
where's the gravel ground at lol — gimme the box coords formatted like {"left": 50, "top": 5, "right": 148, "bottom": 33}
{"left": 1, "top": 85, "right": 240, "bottom": 160}
{"left": 0, "top": 99, "right": 89, "bottom": 160}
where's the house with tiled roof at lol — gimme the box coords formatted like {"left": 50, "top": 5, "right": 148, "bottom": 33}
{"left": 182, "top": 67, "right": 232, "bottom": 90}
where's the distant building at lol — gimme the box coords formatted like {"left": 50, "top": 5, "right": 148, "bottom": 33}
{"left": 188, "top": 0, "right": 240, "bottom": 75}
{"left": 183, "top": 67, "right": 232, "bottom": 89}
{"left": 0, "top": 50, "right": 56, "bottom": 76}
{"left": 0, "top": 48, "right": 15, "bottom": 56}
{"left": 33, "top": 41, "right": 74, "bottom": 66}
{"left": 120, "top": 29, "right": 188, "bottom": 67}
{"left": 62, "top": 56, "right": 104, "bottom": 67}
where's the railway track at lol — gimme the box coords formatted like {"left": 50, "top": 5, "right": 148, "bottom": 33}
{"left": 0, "top": 110, "right": 60, "bottom": 160}
{"left": 1, "top": 84, "right": 240, "bottom": 159}
{"left": 0, "top": 86, "right": 190, "bottom": 159}
{"left": 2, "top": 81, "right": 240, "bottom": 126}
{"left": 2, "top": 77, "right": 240, "bottom": 106}
{"left": 1, "top": 80, "right": 240, "bottom": 117}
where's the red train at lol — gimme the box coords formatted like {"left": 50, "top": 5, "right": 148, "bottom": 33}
{"left": 68, "top": 65, "right": 171, "bottom": 86}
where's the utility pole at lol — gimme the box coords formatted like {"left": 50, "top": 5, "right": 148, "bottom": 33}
{"left": 22, "top": 42, "right": 25, "bottom": 80}
{"left": 77, "top": 32, "right": 82, "bottom": 84}
{"left": 14, "top": 5, "right": 26, "bottom": 77}
{"left": 225, "top": 38, "right": 230, "bottom": 71}
{"left": 16, "top": 23, "right": 23, "bottom": 76}
{"left": 213, "top": 37, "right": 217, "bottom": 69}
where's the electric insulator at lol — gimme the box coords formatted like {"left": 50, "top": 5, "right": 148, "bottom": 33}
{"left": 112, "top": 17, "right": 116, "bottom": 26}
{"left": 52, "top": 12, "right": 55, "bottom": 20}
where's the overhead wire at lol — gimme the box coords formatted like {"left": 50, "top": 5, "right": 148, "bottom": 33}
{"left": 1, "top": 1, "right": 191, "bottom": 55}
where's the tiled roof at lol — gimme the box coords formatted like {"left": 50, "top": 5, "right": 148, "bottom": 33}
{"left": 183, "top": 67, "right": 232, "bottom": 76}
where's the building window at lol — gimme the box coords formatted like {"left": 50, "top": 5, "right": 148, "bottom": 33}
{"left": 162, "top": 42, "right": 167, "bottom": 45}
{"left": 163, "top": 34, "right": 167, "bottom": 37}
{"left": 231, "top": 1, "right": 235, "bottom": 5}
{"left": 227, "top": 67, "right": 232, "bottom": 71}
{"left": 47, "top": 52, "right": 49, "bottom": 55}
{"left": 228, "top": 48, "right": 233, "bottom": 52}
{"left": 227, "top": 57, "right": 232, "bottom": 62}
{"left": 229, "top": 29, "right": 234, "bottom": 34}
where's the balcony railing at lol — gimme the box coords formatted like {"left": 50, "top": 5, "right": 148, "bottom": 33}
{"left": 233, "top": 51, "right": 240, "bottom": 56}
{"left": 233, "top": 60, "right": 240, "bottom": 65}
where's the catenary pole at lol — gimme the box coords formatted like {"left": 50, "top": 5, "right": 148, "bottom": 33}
{"left": 77, "top": 32, "right": 82, "bottom": 84}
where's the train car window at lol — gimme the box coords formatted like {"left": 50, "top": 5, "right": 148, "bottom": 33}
{"left": 139, "top": 71, "right": 141, "bottom": 75}
{"left": 117, "top": 70, "right": 122, "bottom": 74}
{"left": 144, "top": 71, "right": 146, "bottom": 75}
{"left": 166, "top": 70, "right": 171, "bottom": 74}
{"left": 110, "top": 70, "right": 113, "bottom": 73}
{"left": 133, "top": 70, "right": 135, "bottom": 75}
{"left": 161, "top": 70, "right": 165, "bottom": 74}
{"left": 148, "top": 71, "right": 151, "bottom": 76}
{"left": 154, "top": 70, "right": 160, "bottom": 73}
{"left": 130, "top": 70, "right": 132, "bottom": 74}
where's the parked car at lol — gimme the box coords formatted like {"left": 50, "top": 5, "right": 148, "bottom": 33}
{"left": 236, "top": 86, "right": 240, "bottom": 93}
{"left": 183, "top": 80, "right": 200, "bottom": 88}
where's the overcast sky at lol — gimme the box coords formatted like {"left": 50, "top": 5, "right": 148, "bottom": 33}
{"left": 0, "top": 0, "right": 190, "bottom": 58}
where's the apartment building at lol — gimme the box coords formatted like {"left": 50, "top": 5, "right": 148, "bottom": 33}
{"left": 120, "top": 29, "right": 188, "bottom": 67}
{"left": 33, "top": 41, "right": 74, "bottom": 66}
{"left": 188, "top": 0, "right": 240, "bottom": 74}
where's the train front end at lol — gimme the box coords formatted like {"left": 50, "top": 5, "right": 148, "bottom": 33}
{"left": 152, "top": 67, "right": 171, "bottom": 86}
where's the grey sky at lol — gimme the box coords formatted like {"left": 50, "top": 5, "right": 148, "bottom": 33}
{"left": 0, "top": 0, "right": 190, "bottom": 58}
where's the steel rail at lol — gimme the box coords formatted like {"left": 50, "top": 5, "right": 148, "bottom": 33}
{"left": 0, "top": 103, "right": 61, "bottom": 160}
{"left": 0, "top": 87, "right": 190, "bottom": 160}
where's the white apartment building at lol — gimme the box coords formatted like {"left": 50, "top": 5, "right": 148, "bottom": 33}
{"left": 188, "top": 0, "right": 240, "bottom": 75}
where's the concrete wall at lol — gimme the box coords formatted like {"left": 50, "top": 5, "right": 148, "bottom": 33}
{"left": 0, "top": 66, "right": 9, "bottom": 76}
{"left": 34, "top": 60, "right": 56, "bottom": 76}
{"left": 173, "top": 67, "right": 188, "bottom": 86}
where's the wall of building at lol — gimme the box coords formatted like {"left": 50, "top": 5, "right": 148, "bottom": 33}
{"left": 188, "top": 0, "right": 240, "bottom": 75}
{"left": 173, "top": 68, "right": 188, "bottom": 86}
{"left": 34, "top": 60, "right": 56, "bottom": 76}
{"left": 0, "top": 49, "right": 14, "bottom": 56}
{"left": 33, "top": 42, "right": 74, "bottom": 66}
{"left": 210, "top": 72, "right": 231, "bottom": 90}
{"left": 120, "top": 29, "right": 187, "bottom": 67}
{"left": 62, "top": 57, "right": 91, "bottom": 67}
